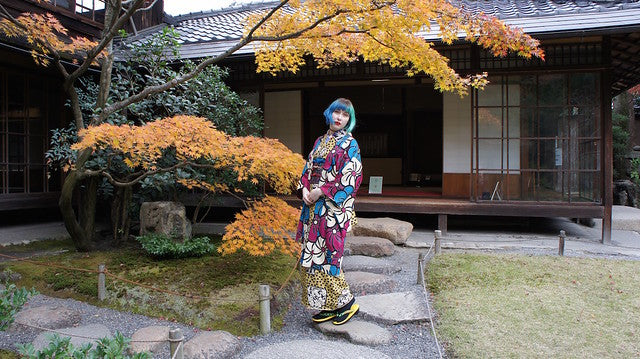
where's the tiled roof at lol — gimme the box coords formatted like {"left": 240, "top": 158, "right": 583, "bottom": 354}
{"left": 122, "top": 0, "right": 640, "bottom": 59}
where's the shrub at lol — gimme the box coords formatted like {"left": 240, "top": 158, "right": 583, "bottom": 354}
{"left": 0, "top": 273, "right": 37, "bottom": 331}
{"left": 136, "top": 233, "right": 215, "bottom": 259}
{"left": 17, "top": 331, "right": 150, "bottom": 359}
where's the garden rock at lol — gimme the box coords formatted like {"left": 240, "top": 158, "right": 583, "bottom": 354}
{"left": 346, "top": 236, "right": 395, "bottom": 257}
{"left": 345, "top": 271, "right": 396, "bottom": 295}
{"left": 12, "top": 304, "right": 81, "bottom": 331}
{"left": 32, "top": 324, "right": 111, "bottom": 351}
{"left": 129, "top": 325, "right": 169, "bottom": 356}
{"left": 315, "top": 320, "right": 392, "bottom": 346}
{"left": 357, "top": 291, "right": 431, "bottom": 325}
{"left": 352, "top": 217, "right": 413, "bottom": 245}
{"left": 342, "top": 255, "right": 402, "bottom": 274}
{"left": 244, "top": 339, "right": 390, "bottom": 359}
{"left": 139, "top": 201, "right": 192, "bottom": 240}
{"left": 183, "top": 330, "right": 240, "bottom": 359}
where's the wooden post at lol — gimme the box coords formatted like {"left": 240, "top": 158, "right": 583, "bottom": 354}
{"left": 417, "top": 253, "right": 425, "bottom": 285}
{"left": 98, "top": 264, "right": 106, "bottom": 301}
{"left": 169, "top": 328, "right": 183, "bottom": 359}
{"left": 438, "top": 214, "right": 448, "bottom": 236}
{"left": 259, "top": 285, "right": 271, "bottom": 335}
{"left": 558, "top": 230, "right": 566, "bottom": 256}
{"left": 434, "top": 230, "right": 442, "bottom": 255}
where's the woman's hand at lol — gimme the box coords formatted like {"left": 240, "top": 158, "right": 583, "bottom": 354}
{"left": 303, "top": 188, "right": 323, "bottom": 205}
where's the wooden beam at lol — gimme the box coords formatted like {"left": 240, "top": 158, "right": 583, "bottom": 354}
{"left": 611, "top": 37, "right": 640, "bottom": 50}
{"left": 602, "top": 36, "right": 613, "bottom": 244}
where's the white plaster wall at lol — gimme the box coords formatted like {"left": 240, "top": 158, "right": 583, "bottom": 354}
{"left": 264, "top": 91, "right": 302, "bottom": 154}
{"left": 443, "top": 93, "right": 471, "bottom": 173}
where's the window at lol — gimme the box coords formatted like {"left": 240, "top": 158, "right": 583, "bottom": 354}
{"left": 47, "top": 0, "right": 105, "bottom": 21}
{"left": 0, "top": 71, "right": 63, "bottom": 194}
{"left": 472, "top": 73, "right": 602, "bottom": 203}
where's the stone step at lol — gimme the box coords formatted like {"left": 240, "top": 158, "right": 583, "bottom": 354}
{"left": 346, "top": 271, "right": 396, "bottom": 295}
{"left": 342, "top": 255, "right": 402, "bottom": 275}
{"left": 130, "top": 325, "right": 169, "bottom": 356}
{"left": 346, "top": 236, "right": 395, "bottom": 257}
{"left": 315, "top": 319, "right": 391, "bottom": 346}
{"left": 244, "top": 339, "right": 390, "bottom": 359}
{"left": 357, "top": 291, "right": 431, "bottom": 325}
{"left": 12, "top": 304, "right": 81, "bottom": 331}
{"left": 352, "top": 217, "right": 413, "bottom": 245}
{"left": 183, "top": 330, "right": 241, "bottom": 359}
{"left": 32, "top": 324, "right": 111, "bottom": 351}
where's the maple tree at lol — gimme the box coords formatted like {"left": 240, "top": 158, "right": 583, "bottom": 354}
{"left": 0, "top": 0, "right": 543, "bottom": 251}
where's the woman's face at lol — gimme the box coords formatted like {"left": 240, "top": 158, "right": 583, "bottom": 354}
{"left": 330, "top": 109, "right": 350, "bottom": 132}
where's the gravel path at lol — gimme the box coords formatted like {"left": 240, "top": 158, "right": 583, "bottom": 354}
{"left": 1, "top": 246, "right": 442, "bottom": 358}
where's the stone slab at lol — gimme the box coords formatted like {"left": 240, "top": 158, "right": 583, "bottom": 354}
{"left": 244, "top": 339, "right": 390, "bottom": 359}
{"left": 612, "top": 205, "right": 640, "bottom": 231}
{"left": 183, "top": 330, "right": 240, "bottom": 359}
{"left": 32, "top": 324, "right": 111, "bottom": 351}
{"left": 347, "top": 236, "right": 395, "bottom": 257}
{"left": 130, "top": 325, "right": 169, "bottom": 356}
{"left": 342, "top": 255, "right": 401, "bottom": 275}
{"left": 352, "top": 217, "right": 413, "bottom": 245}
{"left": 12, "top": 304, "right": 81, "bottom": 331}
{"left": 357, "top": 291, "right": 431, "bottom": 325}
{"left": 315, "top": 319, "right": 392, "bottom": 346}
{"left": 345, "top": 271, "right": 396, "bottom": 295}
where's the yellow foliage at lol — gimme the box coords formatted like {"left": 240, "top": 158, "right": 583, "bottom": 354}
{"left": 0, "top": 12, "right": 103, "bottom": 66}
{"left": 219, "top": 196, "right": 301, "bottom": 257}
{"left": 248, "top": 0, "right": 544, "bottom": 95}
{"left": 72, "top": 115, "right": 305, "bottom": 194}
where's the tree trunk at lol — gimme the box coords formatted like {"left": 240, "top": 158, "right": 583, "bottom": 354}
{"left": 59, "top": 149, "right": 95, "bottom": 251}
{"left": 111, "top": 186, "right": 132, "bottom": 245}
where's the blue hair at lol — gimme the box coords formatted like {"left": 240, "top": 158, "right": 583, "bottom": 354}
{"left": 323, "top": 98, "right": 356, "bottom": 133}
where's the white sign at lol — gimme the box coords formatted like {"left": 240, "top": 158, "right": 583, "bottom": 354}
{"left": 555, "top": 147, "right": 562, "bottom": 167}
{"left": 368, "top": 176, "right": 383, "bottom": 194}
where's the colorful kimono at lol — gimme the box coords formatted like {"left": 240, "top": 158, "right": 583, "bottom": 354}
{"left": 296, "top": 128, "right": 363, "bottom": 310}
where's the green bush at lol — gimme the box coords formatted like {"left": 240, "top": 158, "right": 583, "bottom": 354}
{"left": 17, "top": 331, "right": 150, "bottom": 359}
{"left": 0, "top": 274, "right": 37, "bottom": 331}
{"left": 136, "top": 233, "right": 215, "bottom": 259}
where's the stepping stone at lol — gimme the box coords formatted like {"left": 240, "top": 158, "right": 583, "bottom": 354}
{"left": 183, "top": 330, "right": 241, "bottom": 359}
{"left": 32, "top": 324, "right": 111, "bottom": 351}
{"left": 342, "top": 255, "right": 401, "bottom": 275}
{"left": 315, "top": 319, "right": 392, "bottom": 346}
{"left": 352, "top": 217, "right": 413, "bottom": 245}
{"left": 130, "top": 325, "right": 169, "bottom": 356}
{"left": 244, "top": 339, "right": 390, "bottom": 359}
{"left": 346, "top": 271, "right": 396, "bottom": 295}
{"left": 12, "top": 304, "right": 81, "bottom": 331}
{"left": 346, "top": 236, "right": 395, "bottom": 257}
{"left": 358, "top": 291, "right": 431, "bottom": 325}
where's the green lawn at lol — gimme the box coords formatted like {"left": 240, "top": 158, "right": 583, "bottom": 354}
{"left": 1, "top": 238, "right": 298, "bottom": 336}
{"left": 427, "top": 253, "right": 640, "bottom": 358}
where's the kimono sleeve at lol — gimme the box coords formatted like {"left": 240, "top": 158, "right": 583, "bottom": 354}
{"left": 298, "top": 136, "right": 322, "bottom": 191}
{"left": 320, "top": 138, "right": 362, "bottom": 207}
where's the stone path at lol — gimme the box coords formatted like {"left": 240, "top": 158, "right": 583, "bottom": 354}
{"left": 241, "top": 217, "right": 438, "bottom": 358}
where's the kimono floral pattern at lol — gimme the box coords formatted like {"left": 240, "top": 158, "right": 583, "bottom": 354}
{"left": 296, "top": 129, "right": 363, "bottom": 276}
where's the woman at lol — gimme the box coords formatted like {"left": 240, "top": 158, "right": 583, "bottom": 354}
{"left": 296, "top": 98, "right": 363, "bottom": 325}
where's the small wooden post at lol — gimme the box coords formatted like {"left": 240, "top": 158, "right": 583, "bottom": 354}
{"left": 417, "top": 253, "right": 425, "bottom": 285}
{"left": 258, "top": 284, "right": 271, "bottom": 334}
{"left": 558, "top": 230, "right": 566, "bottom": 256}
{"left": 438, "top": 214, "right": 448, "bottom": 236}
{"left": 169, "top": 328, "right": 183, "bottom": 359}
{"left": 434, "top": 230, "right": 442, "bottom": 255}
{"left": 97, "top": 264, "right": 106, "bottom": 301}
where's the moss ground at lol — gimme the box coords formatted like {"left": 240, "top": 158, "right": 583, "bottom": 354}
{"left": 1, "top": 236, "right": 298, "bottom": 336}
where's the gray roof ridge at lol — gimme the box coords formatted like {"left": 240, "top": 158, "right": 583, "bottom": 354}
{"left": 171, "top": 1, "right": 280, "bottom": 22}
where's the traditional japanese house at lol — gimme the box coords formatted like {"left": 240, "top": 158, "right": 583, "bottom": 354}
{"left": 128, "top": 0, "right": 640, "bottom": 242}
{"left": 0, "top": 0, "right": 162, "bottom": 214}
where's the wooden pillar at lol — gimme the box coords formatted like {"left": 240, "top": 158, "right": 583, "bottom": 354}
{"left": 601, "top": 36, "right": 613, "bottom": 244}
{"left": 438, "top": 214, "right": 447, "bottom": 236}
